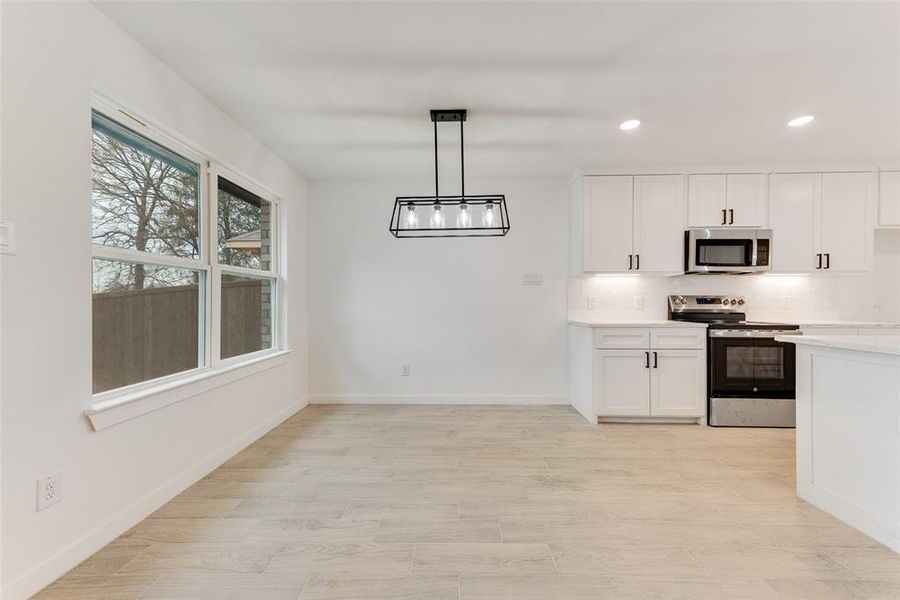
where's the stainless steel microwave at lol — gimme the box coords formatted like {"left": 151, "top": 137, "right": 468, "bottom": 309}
{"left": 684, "top": 227, "right": 772, "bottom": 274}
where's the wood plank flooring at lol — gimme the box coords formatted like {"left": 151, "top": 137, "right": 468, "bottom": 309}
{"left": 36, "top": 405, "right": 900, "bottom": 599}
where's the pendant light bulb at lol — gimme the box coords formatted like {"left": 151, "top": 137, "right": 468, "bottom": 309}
{"left": 483, "top": 201, "right": 496, "bottom": 227}
{"left": 430, "top": 202, "right": 444, "bottom": 229}
{"left": 404, "top": 205, "right": 418, "bottom": 229}
{"left": 457, "top": 202, "right": 471, "bottom": 228}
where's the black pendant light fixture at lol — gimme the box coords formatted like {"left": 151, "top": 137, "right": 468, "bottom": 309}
{"left": 390, "top": 109, "right": 509, "bottom": 238}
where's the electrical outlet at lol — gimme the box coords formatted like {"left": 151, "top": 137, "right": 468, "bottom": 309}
{"left": 36, "top": 473, "right": 62, "bottom": 511}
{"left": 633, "top": 295, "right": 645, "bottom": 309}
{"left": 401, "top": 364, "right": 410, "bottom": 377}
{"left": 0, "top": 221, "right": 15, "bottom": 255}
{"left": 586, "top": 297, "right": 600, "bottom": 311}
{"left": 782, "top": 298, "right": 793, "bottom": 310}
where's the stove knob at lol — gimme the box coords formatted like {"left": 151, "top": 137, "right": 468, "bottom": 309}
{"left": 730, "top": 299, "right": 738, "bottom": 305}
{"left": 737, "top": 298, "right": 745, "bottom": 305}
{"left": 721, "top": 298, "right": 730, "bottom": 306}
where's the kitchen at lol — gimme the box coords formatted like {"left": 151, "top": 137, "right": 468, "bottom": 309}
{"left": 4, "top": 1, "right": 900, "bottom": 599}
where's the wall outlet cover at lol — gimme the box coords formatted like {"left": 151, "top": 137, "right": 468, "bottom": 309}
{"left": 633, "top": 296, "right": 645, "bottom": 309}
{"left": 0, "top": 221, "right": 15, "bottom": 255}
{"left": 401, "top": 364, "right": 410, "bottom": 377}
{"left": 36, "top": 473, "right": 62, "bottom": 511}
{"left": 587, "top": 297, "right": 600, "bottom": 311}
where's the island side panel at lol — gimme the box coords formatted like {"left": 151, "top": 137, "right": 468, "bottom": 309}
{"left": 795, "top": 344, "right": 900, "bottom": 553}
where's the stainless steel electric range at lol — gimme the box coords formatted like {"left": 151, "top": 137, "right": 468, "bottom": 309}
{"left": 668, "top": 295, "right": 801, "bottom": 427}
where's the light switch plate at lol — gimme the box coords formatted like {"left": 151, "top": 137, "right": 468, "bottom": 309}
{"left": 0, "top": 221, "right": 15, "bottom": 255}
{"left": 522, "top": 274, "right": 543, "bottom": 286}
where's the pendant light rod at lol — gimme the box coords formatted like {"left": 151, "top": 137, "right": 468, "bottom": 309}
{"left": 460, "top": 118, "right": 465, "bottom": 200}
{"left": 429, "top": 109, "right": 467, "bottom": 200}
{"left": 433, "top": 118, "right": 439, "bottom": 200}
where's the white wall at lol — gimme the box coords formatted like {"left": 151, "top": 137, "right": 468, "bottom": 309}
{"left": 569, "top": 230, "right": 900, "bottom": 323}
{"left": 0, "top": 3, "right": 308, "bottom": 597}
{"left": 308, "top": 178, "right": 568, "bottom": 404}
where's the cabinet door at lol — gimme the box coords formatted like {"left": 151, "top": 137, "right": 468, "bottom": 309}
{"left": 594, "top": 350, "right": 650, "bottom": 416}
{"left": 584, "top": 176, "right": 634, "bottom": 272}
{"left": 878, "top": 171, "right": 900, "bottom": 227}
{"left": 769, "top": 173, "right": 819, "bottom": 272}
{"left": 650, "top": 349, "right": 705, "bottom": 417}
{"left": 687, "top": 174, "right": 726, "bottom": 227}
{"left": 726, "top": 173, "right": 768, "bottom": 227}
{"left": 633, "top": 175, "right": 685, "bottom": 273}
{"left": 820, "top": 172, "right": 873, "bottom": 272}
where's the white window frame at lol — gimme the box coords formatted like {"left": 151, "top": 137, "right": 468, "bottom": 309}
{"left": 210, "top": 163, "right": 282, "bottom": 369}
{"left": 87, "top": 95, "right": 288, "bottom": 428}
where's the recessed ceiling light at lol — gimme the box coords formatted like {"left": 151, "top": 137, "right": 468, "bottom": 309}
{"left": 619, "top": 119, "right": 641, "bottom": 131}
{"left": 787, "top": 115, "right": 815, "bottom": 127}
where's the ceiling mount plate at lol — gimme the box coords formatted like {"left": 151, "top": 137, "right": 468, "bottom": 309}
{"left": 430, "top": 109, "right": 467, "bottom": 122}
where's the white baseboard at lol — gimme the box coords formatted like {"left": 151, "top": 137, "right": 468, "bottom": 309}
{"left": 2, "top": 396, "right": 308, "bottom": 600}
{"left": 309, "top": 394, "right": 569, "bottom": 405}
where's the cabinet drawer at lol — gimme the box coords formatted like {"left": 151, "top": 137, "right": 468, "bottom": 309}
{"left": 650, "top": 328, "right": 706, "bottom": 350}
{"left": 593, "top": 328, "right": 650, "bottom": 349}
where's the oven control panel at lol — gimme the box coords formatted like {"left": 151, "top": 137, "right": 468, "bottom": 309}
{"left": 669, "top": 295, "right": 745, "bottom": 312}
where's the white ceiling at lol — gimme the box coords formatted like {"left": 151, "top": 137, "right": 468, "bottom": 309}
{"left": 95, "top": 1, "right": 900, "bottom": 180}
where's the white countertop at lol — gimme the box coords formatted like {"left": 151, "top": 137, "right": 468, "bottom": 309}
{"left": 794, "top": 321, "right": 900, "bottom": 328}
{"left": 776, "top": 334, "right": 900, "bottom": 356}
{"left": 567, "top": 318, "right": 707, "bottom": 328}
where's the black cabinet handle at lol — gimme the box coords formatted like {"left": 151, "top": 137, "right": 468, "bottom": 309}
{"left": 728, "top": 209, "right": 734, "bottom": 225}
{"left": 653, "top": 351, "right": 658, "bottom": 368}
{"left": 721, "top": 209, "right": 727, "bottom": 225}
{"left": 628, "top": 254, "right": 633, "bottom": 270}
{"left": 644, "top": 352, "right": 650, "bottom": 368}
{"left": 635, "top": 254, "right": 640, "bottom": 270}
{"left": 825, "top": 253, "right": 831, "bottom": 269}
{"left": 816, "top": 253, "right": 822, "bottom": 269}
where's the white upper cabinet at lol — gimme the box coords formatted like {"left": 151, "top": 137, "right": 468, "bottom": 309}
{"left": 726, "top": 174, "right": 768, "bottom": 227}
{"left": 633, "top": 175, "right": 686, "bottom": 273}
{"left": 687, "top": 174, "right": 727, "bottom": 226}
{"left": 770, "top": 172, "right": 873, "bottom": 273}
{"left": 687, "top": 173, "right": 767, "bottom": 227}
{"left": 583, "top": 176, "right": 634, "bottom": 272}
{"left": 769, "top": 173, "right": 819, "bottom": 273}
{"left": 577, "top": 175, "right": 684, "bottom": 274}
{"left": 878, "top": 171, "right": 900, "bottom": 228}
{"left": 819, "top": 172, "right": 873, "bottom": 272}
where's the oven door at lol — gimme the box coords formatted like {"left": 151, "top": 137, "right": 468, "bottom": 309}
{"left": 709, "top": 332, "right": 796, "bottom": 398}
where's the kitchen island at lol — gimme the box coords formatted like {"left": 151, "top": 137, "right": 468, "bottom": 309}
{"left": 777, "top": 334, "right": 900, "bottom": 552}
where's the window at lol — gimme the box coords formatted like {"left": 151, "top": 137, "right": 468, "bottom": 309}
{"left": 91, "top": 106, "right": 281, "bottom": 397}
{"left": 215, "top": 178, "right": 277, "bottom": 361}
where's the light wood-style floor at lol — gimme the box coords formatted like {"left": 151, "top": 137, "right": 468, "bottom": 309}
{"left": 37, "top": 405, "right": 900, "bottom": 599}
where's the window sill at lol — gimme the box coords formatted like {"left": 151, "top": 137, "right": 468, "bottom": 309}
{"left": 84, "top": 350, "right": 293, "bottom": 431}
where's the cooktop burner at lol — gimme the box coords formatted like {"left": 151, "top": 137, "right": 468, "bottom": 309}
{"left": 667, "top": 295, "right": 799, "bottom": 330}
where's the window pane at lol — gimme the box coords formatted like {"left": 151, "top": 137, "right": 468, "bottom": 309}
{"left": 218, "top": 177, "right": 272, "bottom": 270}
{"left": 221, "top": 274, "right": 274, "bottom": 359}
{"left": 92, "top": 258, "right": 203, "bottom": 393}
{"left": 91, "top": 111, "right": 201, "bottom": 259}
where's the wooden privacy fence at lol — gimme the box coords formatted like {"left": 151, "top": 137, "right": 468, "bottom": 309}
{"left": 92, "top": 279, "right": 267, "bottom": 393}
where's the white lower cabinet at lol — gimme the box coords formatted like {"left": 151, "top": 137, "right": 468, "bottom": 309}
{"left": 591, "top": 328, "right": 706, "bottom": 421}
{"left": 650, "top": 349, "right": 706, "bottom": 417}
{"left": 594, "top": 350, "right": 651, "bottom": 416}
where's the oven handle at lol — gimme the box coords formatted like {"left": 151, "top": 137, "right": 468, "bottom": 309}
{"left": 709, "top": 330, "right": 803, "bottom": 338}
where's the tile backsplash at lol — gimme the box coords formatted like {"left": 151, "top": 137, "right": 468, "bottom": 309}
{"left": 569, "top": 231, "right": 900, "bottom": 324}
{"left": 569, "top": 274, "right": 838, "bottom": 322}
